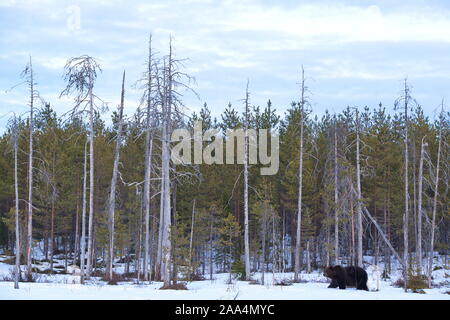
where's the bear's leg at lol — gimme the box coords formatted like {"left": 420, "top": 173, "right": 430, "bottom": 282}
{"left": 328, "top": 279, "right": 338, "bottom": 288}
{"left": 338, "top": 279, "right": 346, "bottom": 289}
{"left": 356, "top": 278, "right": 369, "bottom": 291}
{"left": 357, "top": 281, "right": 369, "bottom": 291}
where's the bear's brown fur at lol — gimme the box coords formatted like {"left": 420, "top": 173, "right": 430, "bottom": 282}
{"left": 323, "top": 265, "right": 368, "bottom": 291}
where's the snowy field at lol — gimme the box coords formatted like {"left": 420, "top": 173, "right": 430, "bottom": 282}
{"left": 0, "top": 255, "right": 449, "bottom": 300}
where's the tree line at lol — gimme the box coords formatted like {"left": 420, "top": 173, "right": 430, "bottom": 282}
{"left": 0, "top": 35, "right": 448, "bottom": 290}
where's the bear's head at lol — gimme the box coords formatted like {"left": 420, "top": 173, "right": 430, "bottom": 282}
{"left": 323, "top": 266, "right": 336, "bottom": 278}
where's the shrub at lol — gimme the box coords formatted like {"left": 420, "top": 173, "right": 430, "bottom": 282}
{"left": 103, "top": 271, "right": 124, "bottom": 284}
{"left": 231, "top": 260, "right": 246, "bottom": 281}
{"left": 160, "top": 282, "right": 188, "bottom": 290}
{"left": 189, "top": 272, "right": 205, "bottom": 281}
{"left": 90, "top": 269, "right": 105, "bottom": 278}
{"left": 407, "top": 274, "right": 428, "bottom": 293}
{"left": 392, "top": 269, "right": 429, "bottom": 293}
{"left": 392, "top": 278, "right": 405, "bottom": 288}
{"left": 2, "top": 255, "right": 26, "bottom": 265}
{"left": 274, "top": 278, "right": 294, "bottom": 286}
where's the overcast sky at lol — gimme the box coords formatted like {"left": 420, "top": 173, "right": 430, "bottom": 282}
{"left": 1, "top": 0, "right": 449, "bottom": 131}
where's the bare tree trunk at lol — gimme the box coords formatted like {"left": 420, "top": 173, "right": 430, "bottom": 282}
{"left": 188, "top": 199, "right": 196, "bottom": 278}
{"left": 155, "top": 169, "right": 165, "bottom": 281}
{"left": 355, "top": 108, "right": 363, "bottom": 267}
{"left": 161, "top": 40, "right": 174, "bottom": 287}
{"left": 161, "top": 138, "right": 171, "bottom": 286}
{"left": 350, "top": 197, "right": 355, "bottom": 265}
{"left": 106, "top": 70, "right": 126, "bottom": 280}
{"left": 294, "top": 67, "right": 305, "bottom": 281}
{"left": 402, "top": 80, "right": 410, "bottom": 290}
{"left": 261, "top": 211, "right": 266, "bottom": 285}
{"left": 417, "top": 136, "right": 426, "bottom": 272}
{"left": 13, "top": 121, "right": 20, "bottom": 289}
{"left": 143, "top": 34, "right": 154, "bottom": 282}
{"left": 86, "top": 73, "right": 95, "bottom": 278}
{"left": 281, "top": 208, "right": 286, "bottom": 273}
{"left": 50, "top": 197, "right": 55, "bottom": 272}
{"left": 272, "top": 211, "right": 276, "bottom": 278}
{"left": 74, "top": 188, "right": 80, "bottom": 265}
{"left": 428, "top": 109, "right": 443, "bottom": 288}
{"left": 334, "top": 117, "right": 339, "bottom": 265}
{"left": 243, "top": 81, "right": 251, "bottom": 280}
{"left": 26, "top": 56, "right": 34, "bottom": 279}
{"left": 136, "top": 192, "right": 143, "bottom": 282}
{"left": 209, "top": 209, "right": 214, "bottom": 280}
{"left": 80, "top": 140, "right": 88, "bottom": 283}
{"left": 306, "top": 240, "right": 311, "bottom": 273}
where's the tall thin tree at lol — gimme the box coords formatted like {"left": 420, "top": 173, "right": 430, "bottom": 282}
{"left": 294, "top": 67, "right": 306, "bottom": 281}
{"left": 60, "top": 55, "right": 103, "bottom": 278}
{"left": 106, "top": 70, "right": 126, "bottom": 280}
{"left": 9, "top": 115, "right": 21, "bottom": 289}
{"left": 428, "top": 105, "right": 444, "bottom": 287}
{"left": 243, "top": 80, "right": 251, "bottom": 280}
{"left": 355, "top": 108, "right": 363, "bottom": 267}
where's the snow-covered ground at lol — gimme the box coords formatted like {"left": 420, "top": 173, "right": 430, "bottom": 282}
{"left": 0, "top": 255, "right": 448, "bottom": 300}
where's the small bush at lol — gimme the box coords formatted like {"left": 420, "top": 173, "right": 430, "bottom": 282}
{"left": 160, "top": 282, "right": 188, "bottom": 290}
{"left": 22, "top": 272, "right": 37, "bottom": 283}
{"left": 392, "top": 278, "right": 405, "bottom": 288}
{"left": 274, "top": 278, "right": 294, "bottom": 286}
{"left": 103, "top": 272, "right": 125, "bottom": 284}
{"left": 2, "top": 256, "right": 26, "bottom": 265}
{"left": 189, "top": 272, "right": 205, "bottom": 281}
{"left": 0, "top": 268, "right": 15, "bottom": 282}
{"left": 231, "top": 260, "right": 246, "bottom": 281}
{"left": 407, "top": 274, "right": 428, "bottom": 293}
{"left": 248, "top": 279, "right": 260, "bottom": 285}
{"left": 392, "top": 271, "right": 429, "bottom": 293}
{"left": 90, "top": 270, "right": 105, "bottom": 278}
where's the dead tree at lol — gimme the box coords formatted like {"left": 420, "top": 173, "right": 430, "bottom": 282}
{"left": 355, "top": 108, "right": 363, "bottom": 267}
{"left": 60, "top": 55, "right": 104, "bottom": 278}
{"left": 8, "top": 115, "right": 21, "bottom": 289}
{"left": 243, "top": 80, "right": 251, "bottom": 280}
{"left": 294, "top": 66, "right": 307, "bottom": 281}
{"left": 394, "top": 79, "right": 414, "bottom": 287}
{"left": 428, "top": 106, "right": 444, "bottom": 287}
{"left": 417, "top": 136, "right": 427, "bottom": 272}
{"left": 80, "top": 139, "right": 88, "bottom": 283}
{"left": 334, "top": 115, "right": 339, "bottom": 265}
{"left": 106, "top": 70, "right": 126, "bottom": 280}
{"left": 139, "top": 34, "right": 157, "bottom": 281}
{"left": 20, "top": 57, "right": 38, "bottom": 280}
{"left": 155, "top": 37, "right": 197, "bottom": 287}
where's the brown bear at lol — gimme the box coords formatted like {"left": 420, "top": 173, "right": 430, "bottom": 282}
{"left": 323, "top": 265, "right": 369, "bottom": 291}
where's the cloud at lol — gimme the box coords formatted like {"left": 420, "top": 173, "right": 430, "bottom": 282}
{"left": 0, "top": 0, "right": 449, "bottom": 133}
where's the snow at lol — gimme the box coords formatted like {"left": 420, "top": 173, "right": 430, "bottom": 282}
{"left": 0, "top": 273, "right": 448, "bottom": 300}
{"left": 0, "top": 255, "right": 448, "bottom": 300}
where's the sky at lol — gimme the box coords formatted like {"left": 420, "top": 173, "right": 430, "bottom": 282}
{"left": 1, "top": 0, "right": 449, "bottom": 131}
